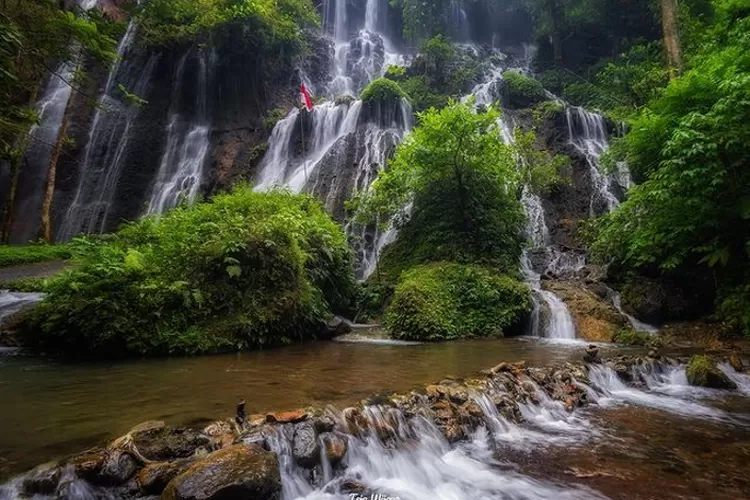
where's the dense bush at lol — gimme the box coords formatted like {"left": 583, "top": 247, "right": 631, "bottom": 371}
{"left": 385, "top": 263, "right": 530, "bottom": 341}
{"left": 501, "top": 70, "right": 547, "bottom": 108}
{"left": 360, "top": 78, "right": 408, "bottom": 103}
{"left": 591, "top": 1, "right": 750, "bottom": 336}
{"left": 22, "top": 186, "right": 356, "bottom": 357}
{"left": 0, "top": 244, "right": 72, "bottom": 267}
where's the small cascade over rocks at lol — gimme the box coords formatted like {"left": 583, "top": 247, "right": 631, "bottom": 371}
{"left": 146, "top": 48, "right": 217, "bottom": 215}
{"left": 6, "top": 354, "right": 750, "bottom": 500}
{"left": 564, "top": 107, "right": 631, "bottom": 216}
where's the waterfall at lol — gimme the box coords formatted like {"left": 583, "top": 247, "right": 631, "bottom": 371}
{"left": 565, "top": 106, "right": 630, "bottom": 216}
{"left": 57, "top": 23, "right": 157, "bottom": 240}
{"left": 255, "top": 0, "right": 413, "bottom": 277}
{"left": 147, "top": 49, "right": 216, "bottom": 215}
{"left": 11, "top": 62, "right": 76, "bottom": 243}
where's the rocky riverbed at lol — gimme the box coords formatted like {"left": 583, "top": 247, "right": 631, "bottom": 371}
{"left": 2, "top": 351, "right": 749, "bottom": 500}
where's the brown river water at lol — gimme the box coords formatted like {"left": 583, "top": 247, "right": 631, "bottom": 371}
{"left": 0, "top": 336, "right": 614, "bottom": 480}
{"left": 2, "top": 336, "right": 750, "bottom": 500}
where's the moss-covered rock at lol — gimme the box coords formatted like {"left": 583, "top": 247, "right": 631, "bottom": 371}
{"left": 501, "top": 71, "right": 547, "bottom": 109}
{"left": 686, "top": 355, "right": 736, "bottom": 389}
{"left": 162, "top": 444, "right": 281, "bottom": 500}
{"left": 385, "top": 263, "right": 530, "bottom": 341}
{"left": 612, "top": 328, "right": 656, "bottom": 346}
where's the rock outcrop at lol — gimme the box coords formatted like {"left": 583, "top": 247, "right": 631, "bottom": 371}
{"left": 543, "top": 280, "right": 628, "bottom": 341}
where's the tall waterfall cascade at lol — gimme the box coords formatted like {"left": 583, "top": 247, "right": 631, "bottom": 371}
{"left": 147, "top": 49, "right": 216, "bottom": 215}
{"left": 255, "top": 0, "right": 413, "bottom": 279}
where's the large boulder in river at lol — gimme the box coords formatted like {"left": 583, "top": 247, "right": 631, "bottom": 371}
{"left": 543, "top": 280, "right": 627, "bottom": 342}
{"left": 161, "top": 444, "right": 281, "bottom": 500}
{"left": 686, "top": 355, "right": 736, "bottom": 390}
{"left": 133, "top": 426, "right": 211, "bottom": 461}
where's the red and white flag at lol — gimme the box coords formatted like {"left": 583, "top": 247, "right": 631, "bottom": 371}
{"left": 300, "top": 83, "right": 313, "bottom": 112}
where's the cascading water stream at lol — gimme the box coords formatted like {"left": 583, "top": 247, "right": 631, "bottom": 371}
{"left": 146, "top": 49, "right": 216, "bottom": 215}
{"left": 255, "top": 0, "right": 412, "bottom": 279}
{"left": 12, "top": 62, "right": 77, "bottom": 243}
{"left": 565, "top": 107, "right": 630, "bottom": 216}
{"left": 57, "top": 22, "right": 158, "bottom": 240}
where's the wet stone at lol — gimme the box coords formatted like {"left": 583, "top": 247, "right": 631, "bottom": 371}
{"left": 21, "top": 465, "right": 61, "bottom": 495}
{"left": 133, "top": 428, "right": 212, "bottom": 462}
{"left": 292, "top": 421, "right": 320, "bottom": 468}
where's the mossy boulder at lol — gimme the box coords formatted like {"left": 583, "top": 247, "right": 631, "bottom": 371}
{"left": 385, "top": 263, "right": 530, "bottom": 341}
{"left": 686, "top": 355, "right": 736, "bottom": 390}
{"left": 500, "top": 70, "right": 547, "bottom": 109}
{"left": 612, "top": 329, "right": 657, "bottom": 347}
{"left": 162, "top": 444, "right": 281, "bottom": 500}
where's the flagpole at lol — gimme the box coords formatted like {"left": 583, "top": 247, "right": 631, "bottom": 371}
{"left": 300, "top": 110, "right": 308, "bottom": 184}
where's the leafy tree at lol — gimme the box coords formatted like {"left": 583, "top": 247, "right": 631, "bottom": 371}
{"left": 591, "top": 0, "right": 750, "bottom": 335}
{"left": 359, "top": 101, "right": 525, "bottom": 277}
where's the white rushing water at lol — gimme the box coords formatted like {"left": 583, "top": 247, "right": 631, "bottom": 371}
{"left": 147, "top": 49, "right": 216, "bottom": 215}
{"left": 266, "top": 404, "right": 605, "bottom": 500}
{"left": 256, "top": 0, "right": 412, "bottom": 279}
{"left": 0, "top": 291, "right": 44, "bottom": 325}
{"left": 58, "top": 22, "right": 158, "bottom": 240}
{"left": 565, "top": 107, "right": 631, "bottom": 216}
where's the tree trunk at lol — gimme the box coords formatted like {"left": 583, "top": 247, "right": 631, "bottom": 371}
{"left": 661, "top": 0, "right": 683, "bottom": 78}
{"left": 40, "top": 70, "right": 77, "bottom": 243}
{"left": 546, "top": 0, "right": 564, "bottom": 68}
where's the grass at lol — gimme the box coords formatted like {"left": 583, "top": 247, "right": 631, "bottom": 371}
{"left": 0, "top": 244, "right": 72, "bottom": 268}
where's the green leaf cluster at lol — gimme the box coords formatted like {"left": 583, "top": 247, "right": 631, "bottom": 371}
{"left": 385, "top": 263, "right": 530, "bottom": 341}
{"left": 21, "top": 186, "right": 356, "bottom": 357}
{"left": 360, "top": 78, "right": 408, "bottom": 103}
{"left": 360, "top": 101, "right": 526, "bottom": 277}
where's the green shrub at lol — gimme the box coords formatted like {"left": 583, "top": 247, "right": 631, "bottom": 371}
{"left": 1, "top": 277, "right": 49, "bottom": 292}
{"left": 0, "top": 244, "right": 72, "bottom": 267}
{"left": 399, "top": 75, "right": 449, "bottom": 112}
{"left": 334, "top": 94, "right": 356, "bottom": 106}
{"left": 360, "top": 78, "right": 408, "bottom": 103}
{"left": 385, "top": 263, "right": 530, "bottom": 341}
{"left": 532, "top": 100, "right": 565, "bottom": 123}
{"left": 263, "top": 107, "right": 288, "bottom": 130}
{"left": 22, "top": 186, "right": 356, "bottom": 357}
{"left": 384, "top": 65, "right": 407, "bottom": 81}
{"left": 501, "top": 70, "right": 547, "bottom": 109}
{"left": 612, "top": 328, "right": 655, "bottom": 346}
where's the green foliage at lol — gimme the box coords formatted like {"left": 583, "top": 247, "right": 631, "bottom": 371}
{"left": 136, "top": 0, "right": 318, "bottom": 46}
{"left": 398, "top": 0, "right": 452, "bottom": 41}
{"left": 591, "top": 3, "right": 750, "bottom": 337}
{"left": 0, "top": 2, "right": 119, "bottom": 158}
{"left": 513, "top": 128, "right": 569, "bottom": 194}
{"left": 360, "top": 78, "right": 408, "bottom": 103}
{"left": 1, "top": 276, "right": 49, "bottom": 293}
{"left": 393, "top": 37, "right": 479, "bottom": 112}
{"left": 359, "top": 101, "right": 525, "bottom": 278}
{"left": 612, "top": 328, "right": 656, "bottom": 346}
{"left": 686, "top": 354, "right": 736, "bottom": 388}
{"left": 21, "top": 186, "right": 356, "bottom": 357}
{"left": 501, "top": 70, "right": 547, "bottom": 108}
{"left": 385, "top": 263, "right": 530, "bottom": 341}
{"left": 263, "top": 107, "right": 288, "bottom": 130}
{"left": 0, "top": 244, "right": 72, "bottom": 267}
{"left": 384, "top": 65, "right": 407, "bottom": 81}
{"left": 716, "top": 284, "right": 750, "bottom": 338}
{"left": 354, "top": 281, "right": 395, "bottom": 322}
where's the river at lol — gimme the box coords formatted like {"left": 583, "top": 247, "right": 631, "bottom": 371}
{"left": 0, "top": 336, "right": 623, "bottom": 480}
